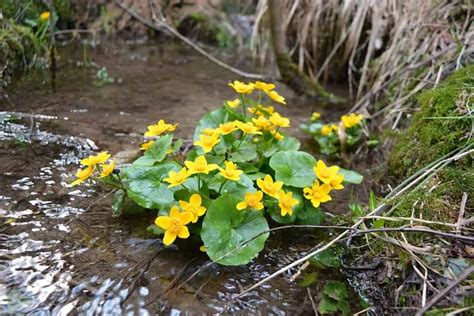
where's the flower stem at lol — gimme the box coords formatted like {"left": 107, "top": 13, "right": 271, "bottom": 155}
{"left": 198, "top": 174, "right": 201, "bottom": 190}
{"left": 181, "top": 182, "right": 190, "bottom": 191}
{"left": 218, "top": 179, "right": 228, "bottom": 194}
{"left": 240, "top": 94, "right": 246, "bottom": 117}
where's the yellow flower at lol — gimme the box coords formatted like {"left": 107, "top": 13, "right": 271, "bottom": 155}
{"left": 236, "top": 191, "right": 264, "bottom": 211}
{"left": 184, "top": 156, "right": 218, "bottom": 175}
{"left": 265, "top": 90, "right": 286, "bottom": 104}
{"left": 274, "top": 131, "right": 284, "bottom": 141}
{"left": 251, "top": 116, "right": 271, "bottom": 130}
{"left": 341, "top": 113, "right": 363, "bottom": 129}
{"left": 320, "top": 124, "right": 334, "bottom": 136}
{"left": 80, "top": 151, "right": 111, "bottom": 166}
{"left": 218, "top": 161, "right": 243, "bottom": 181}
{"left": 277, "top": 190, "right": 299, "bottom": 216}
{"left": 248, "top": 105, "right": 275, "bottom": 116}
{"left": 226, "top": 99, "right": 241, "bottom": 108}
{"left": 144, "top": 119, "right": 177, "bottom": 137}
{"left": 329, "top": 174, "right": 344, "bottom": 190}
{"left": 99, "top": 159, "right": 115, "bottom": 178}
{"left": 40, "top": 11, "right": 50, "bottom": 21}
{"left": 71, "top": 165, "right": 94, "bottom": 186}
{"left": 140, "top": 140, "right": 154, "bottom": 151}
{"left": 303, "top": 180, "right": 332, "bottom": 208}
{"left": 179, "top": 194, "right": 206, "bottom": 223}
{"left": 269, "top": 112, "right": 290, "bottom": 128}
{"left": 331, "top": 124, "right": 339, "bottom": 132}
{"left": 194, "top": 133, "right": 220, "bottom": 153}
{"left": 164, "top": 168, "right": 190, "bottom": 188}
{"left": 314, "top": 160, "right": 340, "bottom": 184}
{"left": 203, "top": 128, "right": 219, "bottom": 136}
{"left": 217, "top": 121, "right": 238, "bottom": 135}
{"left": 155, "top": 206, "right": 193, "bottom": 246}
{"left": 228, "top": 81, "right": 255, "bottom": 94}
{"left": 236, "top": 121, "right": 262, "bottom": 135}
{"left": 311, "top": 112, "right": 321, "bottom": 121}
{"left": 254, "top": 81, "right": 275, "bottom": 92}
{"left": 257, "top": 175, "right": 283, "bottom": 198}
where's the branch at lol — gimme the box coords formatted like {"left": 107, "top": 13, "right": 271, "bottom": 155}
{"left": 114, "top": 0, "right": 265, "bottom": 80}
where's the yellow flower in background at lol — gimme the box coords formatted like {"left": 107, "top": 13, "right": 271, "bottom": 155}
{"left": 236, "top": 121, "right": 262, "bottom": 135}
{"left": 218, "top": 161, "right": 243, "bottom": 181}
{"left": 237, "top": 191, "right": 264, "bottom": 211}
{"left": 99, "top": 159, "right": 115, "bottom": 178}
{"left": 254, "top": 81, "right": 275, "bottom": 92}
{"left": 226, "top": 99, "right": 240, "bottom": 108}
{"left": 311, "top": 112, "right": 321, "bottom": 121}
{"left": 144, "top": 119, "right": 177, "bottom": 137}
{"left": 265, "top": 90, "right": 286, "bottom": 104}
{"left": 194, "top": 133, "right": 220, "bottom": 153}
{"left": 80, "top": 151, "right": 111, "bottom": 166}
{"left": 252, "top": 116, "right": 271, "bottom": 130}
{"left": 155, "top": 206, "right": 193, "bottom": 246}
{"left": 71, "top": 165, "right": 94, "bottom": 186}
{"left": 217, "top": 121, "right": 238, "bottom": 135}
{"left": 277, "top": 190, "right": 299, "bottom": 216}
{"left": 329, "top": 174, "right": 344, "bottom": 190}
{"left": 140, "top": 140, "right": 154, "bottom": 151}
{"left": 314, "top": 160, "right": 340, "bottom": 184}
{"left": 331, "top": 124, "right": 339, "bottom": 132}
{"left": 164, "top": 168, "right": 190, "bottom": 188}
{"left": 303, "top": 180, "right": 332, "bottom": 208}
{"left": 199, "top": 245, "right": 207, "bottom": 252}
{"left": 257, "top": 174, "right": 283, "bottom": 198}
{"left": 228, "top": 81, "right": 255, "bottom": 94}
{"left": 341, "top": 113, "right": 363, "bottom": 129}
{"left": 185, "top": 155, "right": 218, "bottom": 175}
{"left": 320, "top": 124, "right": 333, "bottom": 136}
{"left": 40, "top": 11, "right": 50, "bottom": 21}
{"left": 269, "top": 112, "right": 290, "bottom": 128}
{"left": 179, "top": 194, "right": 206, "bottom": 223}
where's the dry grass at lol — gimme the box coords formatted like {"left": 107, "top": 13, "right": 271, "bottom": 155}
{"left": 251, "top": 0, "right": 473, "bottom": 124}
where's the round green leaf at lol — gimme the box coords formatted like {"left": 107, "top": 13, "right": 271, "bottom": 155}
{"left": 269, "top": 151, "right": 316, "bottom": 187}
{"left": 201, "top": 194, "right": 269, "bottom": 266}
{"left": 338, "top": 168, "right": 364, "bottom": 184}
{"left": 297, "top": 203, "right": 325, "bottom": 225}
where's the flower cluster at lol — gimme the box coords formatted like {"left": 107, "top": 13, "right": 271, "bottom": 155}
{"left": 71, "top": 151, "right": 115, "bottom": 186}
{"left": 70, "top": 80, "right": 363, "bottom": 266}
{"left": 301, "top": 112, "right": 365, "bottom": 155}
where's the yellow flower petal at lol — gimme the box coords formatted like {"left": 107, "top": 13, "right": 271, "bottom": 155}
{"left": 155, "top": 216, "right": 171, "bottom": 230}
{"left": 163, "top": 230, "right": 177, "bottom": 246}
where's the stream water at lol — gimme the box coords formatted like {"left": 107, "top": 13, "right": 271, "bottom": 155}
{"left": 0, "top": 42, "right": 365, "bottom": 314}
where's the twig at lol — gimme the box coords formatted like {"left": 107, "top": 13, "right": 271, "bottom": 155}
{"left": 415, "top": 266, "right": 474, "bottom": 316}
{"left": 307, "top": 288, "right": 318, "bottom": 316}
{"left": 456, "top": 192, "right": 468, "bottom": 233}
{"left": 115, "top": 0, "right": 264, "bottom": 80}
{"left": 289, "top": 260, "right": 310, "bottom": 282}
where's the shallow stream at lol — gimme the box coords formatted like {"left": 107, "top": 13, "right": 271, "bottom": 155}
{"left": 0, "top": 42, "right": 365, "bottom": 314}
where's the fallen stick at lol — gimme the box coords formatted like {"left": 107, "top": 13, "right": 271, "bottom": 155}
{"left": 415, "top": 265, "right": 474, "bottom": 316}
{"left": 115, "top": 0, "right": 265, "bottom": 80}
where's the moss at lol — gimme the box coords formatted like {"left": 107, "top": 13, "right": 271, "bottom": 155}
{"left": 389, "top": 65, "right": 474, "bottom": 177}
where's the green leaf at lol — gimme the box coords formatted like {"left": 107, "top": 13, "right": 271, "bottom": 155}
{"left": 309, "top": 248, "right": 341, "bottom": 268}
{"left": 298, "top": 272, "right": 318, "bottom": 287}
{"left": 111, "top": 189, "right": 126, "bottom": 217}
{"left": 193, "top": 107, "right": 231, "bottom": 141}
{"left": 369, "top": 191, "right": 377, "bottom": 211}
{"left": 231, "top": 141, "right": 258, "bottom": 162}
{"left": 297, "top": 203, "right": 325, "bottom": 225}
{"left": 201, "top": 194, "right": 269, "bottom": 266}
{"left": 319, "top": 296, "right": 340, "bottom": 314}
{"left": 207, "top": 174, "right": 255, "bottom": 197}
{"left": 269, "top": 151, "right": 316, "bottom": 187}
{"left": 147, "top": 224, "right": 164, "bottom": 236}
{"left": 339, "top": 168, "right": 363, "bottom": 184}
{"left": 324, "top": 281, "right": 348, "bottom": 301}
{"left": 121, "top": 163, "right": 179, "bottom": 210}
{"left": 134, "top": 134, "right": 173, "bottom": 166}
{"left": 262, "top": 136, "right": 301, "bottom": 157}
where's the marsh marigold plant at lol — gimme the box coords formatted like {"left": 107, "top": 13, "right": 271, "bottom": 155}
{"left": 69, "top": 80, "right": 362, "bottom": 266}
